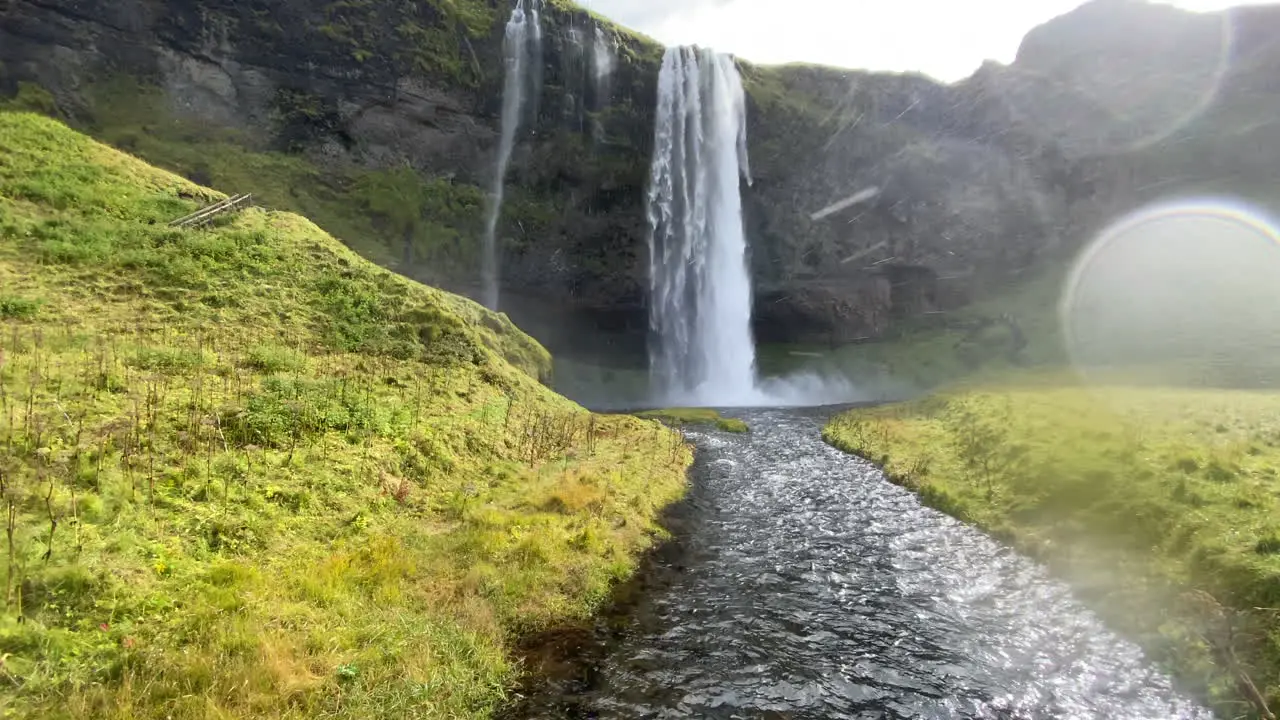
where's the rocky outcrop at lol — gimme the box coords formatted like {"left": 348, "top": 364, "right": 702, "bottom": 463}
{"left": 2, "top": 0, "right": 1278, "bottom": 352}
{"left": 740, "top": 63, "right": 1069, "bottom": 344}
{"left": 742, "top": 0, "right": 1280, "bottom": 344}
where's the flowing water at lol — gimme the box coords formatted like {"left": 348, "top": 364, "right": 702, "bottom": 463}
{"left": 592, "top": 26, "right": 614, "bottom": 84}
{"left": 591, "top": 25, "right": 615, "bottom": 145}
{"left": 646, "top": 48, "right": 757, "bottom": 406}
{"left": 482, "top": 0, "right": 543, "bottom": 310}
{"left": 527, "top": 0, "right": 544, "bottom": 127}
{"left": 514, "top": 409, "right": 1211, "bottom": 719}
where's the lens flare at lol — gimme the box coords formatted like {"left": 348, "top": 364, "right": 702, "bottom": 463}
{"left": 1061, "top": 198, "right": 1280, "bottom": 387}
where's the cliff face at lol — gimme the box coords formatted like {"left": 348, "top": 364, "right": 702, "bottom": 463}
{"left": 0, "top": 0, "right": 659, "bottom": 315}
{"left": 741, "top": 64, "right": 1069, "bottom": 344}
{"left": 3, "top": 0, "right": 1278, "bottom": 353}
{"left": 743, "top": 0, "right": 1280, "bottom": 344}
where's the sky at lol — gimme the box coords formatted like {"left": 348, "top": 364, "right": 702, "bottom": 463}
{"left": 575, "top": 0, "right": 1269, "bottom": 82}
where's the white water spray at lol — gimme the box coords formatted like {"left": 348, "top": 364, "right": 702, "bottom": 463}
{"left": 592, "top": 25, "right": 615, "bottom": 84}
{"left": 482, "top": 0, "right": 543, "bottom": 310}
{"left": 646, "top": 47, "right": 757, "bottom": 405}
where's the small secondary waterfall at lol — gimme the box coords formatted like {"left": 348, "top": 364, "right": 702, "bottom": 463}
{"left": 481, "top": 0, "right": 543, "bottom": 310}
{"left": 527, "top": 1, "right": 544, "bottom": 126}
{"left": 592, "top": 26, "right": 615, "bottom": 84}
{"left": 646, "top": 47, "right": 757, "bottom": 405}
{"left": 590, "top": 25, "right": 615, "bottom": 144}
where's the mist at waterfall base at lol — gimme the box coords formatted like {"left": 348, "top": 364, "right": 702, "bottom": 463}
{"left": 644, "top": 46, "right": 863, "bottom": 409}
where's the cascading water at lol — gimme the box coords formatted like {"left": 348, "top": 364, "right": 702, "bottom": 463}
{"left": 527, "top": 1, "right": 544, "bottom": 126}
{"left": 590, "top": 25, "right": 615, "bottom": 145}
{"left": 592, "top": 26, "right": 615, "bottom": 85}
{"left": 646, "top": 47, "right": 757, "bottom": 406}
{"left": 481, "top": 0, "right": 543, "bottom": 310}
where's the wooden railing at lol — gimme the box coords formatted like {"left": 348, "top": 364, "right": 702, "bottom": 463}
{"left": 168, "top": 193, "right": 253, "bottom": 228}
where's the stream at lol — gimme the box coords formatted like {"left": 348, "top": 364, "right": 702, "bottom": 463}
{"left": 514, "top": 408, "right": 1211, "bottom": 719}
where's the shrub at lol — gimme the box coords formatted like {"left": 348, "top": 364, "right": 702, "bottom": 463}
{"left": 1255, "top": 536, "right": 1280, "bottom": 555}
{"left": 241, "top": 344, "right": 307, "bottom": 373}
{"left": 223, "top": 377, "right": 405, "bottom": 447}
{"left": 1203, "top": 459, "right": 1237, "bottom": 483}
{"left": 0, "top": 295, "right": 40, "bottom": 319}
{"left": 126, "top": 346, "right": 210, "bottom": 374}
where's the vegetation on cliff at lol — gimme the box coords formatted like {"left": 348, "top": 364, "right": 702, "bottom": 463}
{"left": 0, "top": 0, "right": 668, "bottom": 322}
{"left": 71, "top": 77, "right": 490, "bottom": 288}
{"left": 0, "top": 111, "right": 690, "bottom": 719}
{"left": 826, "top": 380, "right": 1280, "bottom": 716}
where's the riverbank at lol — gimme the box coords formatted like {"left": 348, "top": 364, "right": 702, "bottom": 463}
{"left": 824, "top": 379, "right": 1280, "bottom": 717}
{"left": 0, "top": 112, "right": 691, "bottom": 719}
{"left": 508, "top": 408, "right": 1212, "bottom": 717}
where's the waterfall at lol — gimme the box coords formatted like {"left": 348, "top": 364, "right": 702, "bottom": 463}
{"left": 646, "top": 47, "right": 757, "bottom": 406}
{"left": 527, "top": 0, "right": 544, "bottom": 126}
{"left": 591, "top": 25, "right": 615, "bottom": 144}
{"left": 592, "top": 27, "right": 615, "bottom": 82}
{"left": 560, "top": 15, "right": 588, "bottom": 131}
{"left": 592, "top": 25, "right": 615, "bottom": 89}
{"left": 481, "top": 0, "right": 543, "bottom": 310}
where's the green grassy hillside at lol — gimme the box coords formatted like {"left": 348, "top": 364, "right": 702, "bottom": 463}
{"left": 0, "top": 112, "right": 690, "bottom": 719}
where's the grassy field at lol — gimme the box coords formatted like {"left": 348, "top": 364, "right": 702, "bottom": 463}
{"left": 826, "top": 378, "right": 1280, "bottom": 717}
{"left": 0, "top": 111, "right": 690, "bottom": 719}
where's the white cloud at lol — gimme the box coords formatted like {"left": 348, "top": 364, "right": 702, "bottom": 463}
{"left": 575, "top": 0, "right": 1271, "bottom": 82}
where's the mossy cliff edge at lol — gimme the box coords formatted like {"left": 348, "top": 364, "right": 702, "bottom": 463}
{"left": 0, "top": 111, "right": 690, "bottom": 719}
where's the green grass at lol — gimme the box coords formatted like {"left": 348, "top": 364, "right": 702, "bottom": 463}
{"left": 636, "top": 408, "right": 750, "bottom": 434}
{"left": 0, "top": 111, "right": 690, "bottom": 719}
{"left": 825, "top": 377, "right": 1280, "bottom": 717}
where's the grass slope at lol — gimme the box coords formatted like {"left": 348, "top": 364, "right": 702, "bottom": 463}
{"left": 0, "top": 112, "right": 690, "bottom": 719}
{"left": 826, "top": 379, "right": 1280, "bottom": 716}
